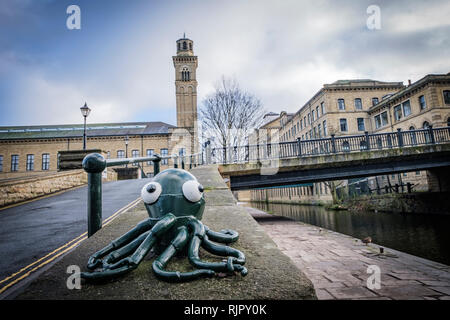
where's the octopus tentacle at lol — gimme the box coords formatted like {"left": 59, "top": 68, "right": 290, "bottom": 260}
{"left": 102, "top": 230, "right": 151, "bottom": 267}
{"left": 201, "top": 234, "right": 246, "bottom": 266}
{"left": 152, "top": 226, "right": 215, "bottom": 282}
{"left": 86, "top": 218, "right": 159, "bottom": 270}
{"left": 81, "top": 213, "right": 176, "bottom": 282}
{"left": 187, "top": 220, "right": 247, "bottom": 276}
{"left": 204, "top": 225, "right": 239, "bottom": 244}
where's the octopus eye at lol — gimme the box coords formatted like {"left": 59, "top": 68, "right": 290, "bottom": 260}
{"left": 182, "top": 180, "right": 203, "bottom": 203}
{"left": 141, "top": 182, "right": 162, "bottom": 204}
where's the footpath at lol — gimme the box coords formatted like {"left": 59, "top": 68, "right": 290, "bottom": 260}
{"left": 14, "top": 165, "right": 316, "bottom": 300}
{"left": 247, "top": 207, "right": 450, "bottom": 300}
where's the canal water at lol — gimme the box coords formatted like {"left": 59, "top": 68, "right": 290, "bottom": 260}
{"left": 245, "top": 201, "right": 450, "bottom": 266}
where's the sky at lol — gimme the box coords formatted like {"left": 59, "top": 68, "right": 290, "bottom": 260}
{"left": 0, "top": 0, "right": 449, "bottom": 127}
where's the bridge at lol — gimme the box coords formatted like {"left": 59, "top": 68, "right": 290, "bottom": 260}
{"left": 210, "top": 126, "right": 450, "bottom": 191}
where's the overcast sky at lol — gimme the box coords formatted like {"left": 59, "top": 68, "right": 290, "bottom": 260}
{"left": 0, "top": 0, "right": 449, "bottom": 127}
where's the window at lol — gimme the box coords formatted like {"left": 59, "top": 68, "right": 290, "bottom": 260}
{"left": 0, "top": 155, "right": 3, "bottom": 172}
{"left": 394, "top": 104, "right": 402, "bottom": 121}
{"left": 146, "top": 149, "right": 154, "bottom": 165}
{"left": 26, "top": 154, "right": 34, "bottom": 171}
{"left": 313, "top": 127, "right": 317, "bottom": 138}
{"left": 11, "top": 155, "right": 19, "bottom": 171}
{"left": 307, "top": 113, "right": 311, "bottom": 124}
{"left": 323, "top": 120, "right": 327, "bottom": 136}
{"left": 444, "top": 90, "right": 450, "bottom": 104}
{"left": 448, "top": 117, "right": 450, "bottom": 127}
{"left": 402, "top": 100, "right": 411, "bottom": 117}
{"left": 316, "top": 106, "right": 320, "bottom": 119}
{"left": 300, "top": 119, "right": 303, "bottom": 130}
{"left": 419, "top": 95, "right": 426, "bottom": 110}
{"left": 357, "top": 118, "right": 365, "bottom": 131}
{"left": 131, "top": 150, "right": 140, "bottom": 166}
{"left": 42, "top": 154, "right": 50, "bottom": 170}
{"left": 318, "top": 124, "right": 322, "bottom": 138}
{"left": 340, "top": 119, "right": 348, "bottom": 132}
{"left": 338, "top": 99, "right": 345, "bottom": 110}
{"left": 183, "top": 41, "right": 187, "bottom": 50}
{"left": 106, "top": 151, "right": 111, "bottom": 159}
{"left": 375, "top": 111, "right": 389, "bottom": 129}
{"left": 355, "top": 98, "right": 362, "bottom": 110}
{"left": 161, "top": 148, "right": 168, "bottom": 165}
{"left": 117, "top": 150, "right": 125, "bottom": 158}
{"left": 372, "top": 97, "right": 379, "bottom": 106}
{"left": 181, "top": 67, "right": 190, "bottom": 81}
{"left": 423, "top": 121, "right": 430, "bottom": 129}
{"left": 321, "top": 102, "right": 325, "bottom": 115}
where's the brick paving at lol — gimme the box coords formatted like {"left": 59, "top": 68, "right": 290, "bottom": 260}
{"left": 245, "top": 207, "right": 450, "bottom": 300}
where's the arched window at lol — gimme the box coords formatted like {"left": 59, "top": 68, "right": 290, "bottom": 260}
{"left": 189, "top": 43, "right": 192, "bottom": 50}
{"left": 183, "top": 41, "right": 187, "bottom": 50}
{"left": 423, "top": 121, "right": 430, "bottom": 129}
{"left": 181, "top": 66, "right": 190, "bottom": 81}
{"left": 177, "top": 42, "right": 181, "bottom": 51}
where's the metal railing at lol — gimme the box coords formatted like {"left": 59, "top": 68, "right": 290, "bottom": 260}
{"left": 206, "top": 126, "right": 450, "bottom": 164}
{"left": 83, "top": 152, "right": 204, "bottom": 236}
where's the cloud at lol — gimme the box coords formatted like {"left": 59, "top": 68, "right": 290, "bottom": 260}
{"left": 0, "top": 0, "right": 449, "bottom": 126}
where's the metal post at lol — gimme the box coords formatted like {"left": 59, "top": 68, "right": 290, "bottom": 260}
{"left": 181, "top": 156, "right": 185, "bottom": 169}
{"left": 365, "top": 131, "right": 371, "bottom": 150}
{"left": 429, "top": 125, "right": 435, "bottom": 144}
{"left": 82, "top": 153, "right": 106, "bottom": 237}
{"left": 297, "top": 138, "right": 302, "bottom": 156}
{"left": 153, "top": 154, "right": 161, "bottom": 176}
{"left": 174, "top": 155, "right": 178, "bottom": 168}
{"left": 83, "top": 116, "right": 87, "bottom": 150}
{"left": 331, "top": 134, "right": 336, "bottom": 153}
{"left": 397, "top": 128, "right": 403, "bottom": 147}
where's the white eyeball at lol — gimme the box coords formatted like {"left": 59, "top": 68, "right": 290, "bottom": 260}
{"left": 141, "top": 182, "right": 162, "bottom": 204}
{"left": 182, "top": 180, "right": 204, "bottom": 203}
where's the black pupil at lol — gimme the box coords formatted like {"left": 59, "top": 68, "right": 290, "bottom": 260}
{"left": 147, "top": 185, "right": 156, "bottom": 193}
{"left": 198, "top": 185, "right": 204, "bottom": 192}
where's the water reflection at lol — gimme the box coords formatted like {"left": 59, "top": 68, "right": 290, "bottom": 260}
{"left": 247, "top": 202, "right": 450, "bottom": 266}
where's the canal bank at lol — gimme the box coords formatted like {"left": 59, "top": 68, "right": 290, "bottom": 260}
{"left": 247, "top": 201, "right": 450, "bottom": 266}
{"left": 243, "top": 205, "right": 450, "bottom": 300}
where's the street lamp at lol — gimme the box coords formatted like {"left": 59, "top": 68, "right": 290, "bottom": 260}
{"left": 80, "top": 102, "right": 91, "bottom": 150}
{"left": 125, "top": 135, "right": 129, "bottom": 167}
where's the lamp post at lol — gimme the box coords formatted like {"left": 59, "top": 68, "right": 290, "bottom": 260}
{"left": 125, "top": 135, "right": 129, "bottom": 168}
{"left": 80, "top": 103, "right": 91, "bottom": 150}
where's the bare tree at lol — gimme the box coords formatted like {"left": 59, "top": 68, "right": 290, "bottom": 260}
{"left": 200, "top": 76, "right": 265, "bottom": 161}
{"left": 323, "top": 180, "right": 345, "bottom": 205}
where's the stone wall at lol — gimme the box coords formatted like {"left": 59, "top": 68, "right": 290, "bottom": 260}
{"left": 345, "top": 192, "right": 450, "bottom": 215}
{"left": 0, "top": 170, "right": 88, "bottom": 207}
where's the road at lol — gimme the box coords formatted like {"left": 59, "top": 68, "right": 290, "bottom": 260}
{"left": 0, "top": 177, "right": 151, "bottom": 296}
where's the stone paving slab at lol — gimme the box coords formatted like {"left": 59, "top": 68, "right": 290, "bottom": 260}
{"left": 245, "top": 206, "right": 450, "bottom": 300}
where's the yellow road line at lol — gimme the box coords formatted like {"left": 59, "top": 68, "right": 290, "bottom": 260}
{"left": 0, "top": 197, "right": 142, "bottom": 294}
{"left": 0, "top": 236, "right": 88, "bottom": 294}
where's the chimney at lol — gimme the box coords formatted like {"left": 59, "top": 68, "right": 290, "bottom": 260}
{"left": 408, "top": 79, "right": 411, "bottom": 86}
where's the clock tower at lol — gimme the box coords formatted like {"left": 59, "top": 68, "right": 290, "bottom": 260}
{"left": 173, "top": 34, "right": 198, "bottom": 154}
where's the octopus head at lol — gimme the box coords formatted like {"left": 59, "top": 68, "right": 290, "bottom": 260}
{"left": 141, "top": 168, "right": 205, "bottom": 220}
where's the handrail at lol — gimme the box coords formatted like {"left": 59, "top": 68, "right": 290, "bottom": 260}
{"left": 82, "top": 152, "right": 203, "bottom": 237}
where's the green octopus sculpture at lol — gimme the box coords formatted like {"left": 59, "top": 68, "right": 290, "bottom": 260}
{"left": 80, "top": 168, "right": 247, "bottom": 282}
